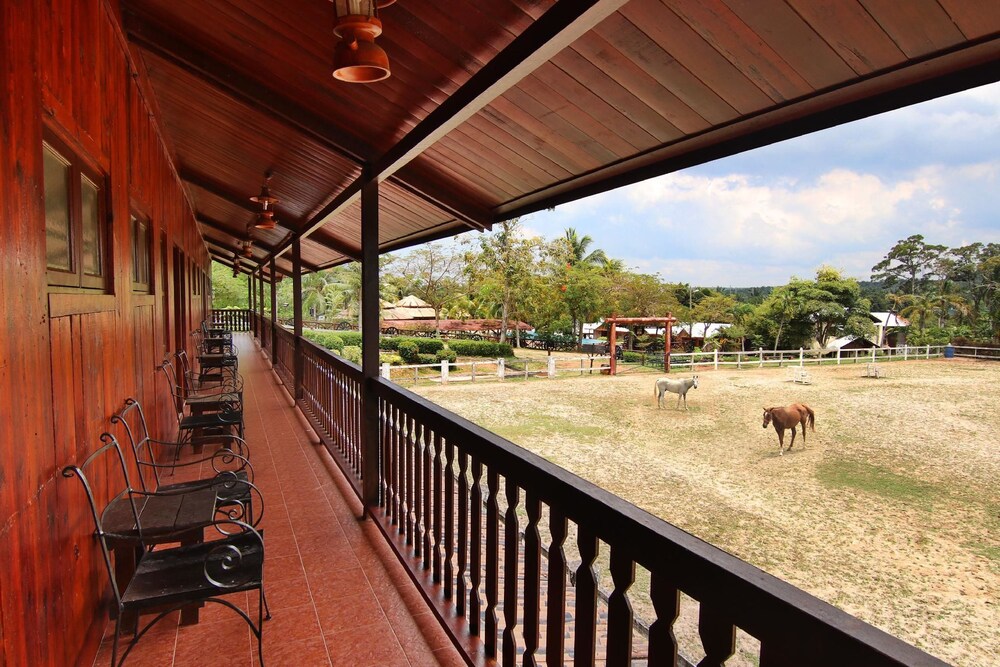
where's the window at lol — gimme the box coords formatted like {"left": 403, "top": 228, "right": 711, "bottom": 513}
{"left": 43, "top": 131, "right": 108, "bottom": 289}
{"left": 131, "top": 213, "right": 152, "bottom": 292}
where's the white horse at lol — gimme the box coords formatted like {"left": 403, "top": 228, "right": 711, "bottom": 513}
{"left": 654, "top": 375, "right": 699, "bottom": 410}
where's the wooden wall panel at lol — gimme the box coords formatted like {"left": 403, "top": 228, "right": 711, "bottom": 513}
{"left": 1, "top": 2, "right": 210, "bottom": 665}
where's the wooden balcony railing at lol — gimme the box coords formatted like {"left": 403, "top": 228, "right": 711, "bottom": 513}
{"left": 272, "top": 325, "right": 296, "bottom": 388}
{"left": 209, "top": 308, "right": 252, "bottom": 331}
{"left": 250, "top": 323, "right": 947, "bottom": 667}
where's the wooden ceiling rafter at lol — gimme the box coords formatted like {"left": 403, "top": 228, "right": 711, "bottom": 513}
{"left": 197, "top": 216, "right": 324, "bottom": 273}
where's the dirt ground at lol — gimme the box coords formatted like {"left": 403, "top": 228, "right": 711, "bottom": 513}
{"left": 416, "top": 358, "right": 1000, "bottom": 667}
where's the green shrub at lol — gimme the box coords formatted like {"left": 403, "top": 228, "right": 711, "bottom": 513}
{"left": 447, "top": 339, "right": 513, "bottom": 357}
{"left": 338, "top": 331, "right": 363, "bottom": 347}
{"left": 436, "top": 348, "right": 457, "bottom": 363}
{"left": 304, "top": 330, "right": 345, "bottom": 352}
{"left": 341, "top": 345, "right": 361, "bottom": 364}
{"left": 622, "top": 351, "right": 642, "bottom": 363}
{"left": 417, "top": 353, "right": 438, "bottom": 365}
{"left": 380, "top": 336, "right": 444, "bottom": 354}
{"left": 380, "top": 353, "right": 403, "bottom": 365}
{"left": 397, "top": 341, "right": 420, "bottom": 363}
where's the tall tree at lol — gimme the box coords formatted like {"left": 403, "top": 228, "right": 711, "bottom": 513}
{"left": 398, "top": 242, "right": 466, "bottom": 334}
{"left": 562, "top": 227, "right": 608, "bottom": 267}
{"left": 871, "top": 235, "right": 947, "bottom": 294}
{"left": 210, "top": 261, "right": 248, "bottom": 308}
{"left": 470, "top": 218, "right": 536, "bottom": 344}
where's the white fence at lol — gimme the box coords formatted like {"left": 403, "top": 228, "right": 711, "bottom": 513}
{"left": 381, "top": 355, "right": 613, "bottom": 386}
{"left": 381, "top": 344, "right": 1000, "bottom": 387}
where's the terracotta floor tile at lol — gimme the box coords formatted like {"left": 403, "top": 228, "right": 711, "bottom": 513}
{"left": 264, "top": 554, "right": 306, "bottom": 583}
{"left": 261, "top": 572, "right": 313, "bottom": 611}
{"left": 254, "top": 635, "right": 330, "bottom": 667}
{"left": 314, "top": 588, "right": 386, "bottom": 636}
{"left": 325, "top": 615, "right": 410, "bottom": 667}
{"left": 309, "top": 567, "right": 377, "bottom": 605}
{"left": 262, "top": 603, "right": 322, "bottom": 646}
{"left": 174, "top": 616, "right": 251, "bottom": 667}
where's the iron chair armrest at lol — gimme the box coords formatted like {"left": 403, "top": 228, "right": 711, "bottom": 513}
{"left": 145, "top": 434, "right": 250, "bottom": 459}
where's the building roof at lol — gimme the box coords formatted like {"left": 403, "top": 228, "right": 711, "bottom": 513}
{"left": 870, "top": 312, "right": 910, "bottom": 327}
{"left": 382, "top": 295, "right": 436, "bottom": 320}
{"left": 120, "top": 2, "right": 1000, "bottom": 277}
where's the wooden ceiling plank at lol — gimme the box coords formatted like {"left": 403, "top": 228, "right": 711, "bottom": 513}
{"left": 785, "top": 0, "right": 908, "bottom": 75}
{"left": 937, "top": 0, "right": 1000, "bottom": 40}
{"left": 859, "top": 0, "right": 968, "bottom": 58}
{"left": 480, "top": 97, "right": 601, "bottom": 173}
{"left": 125, "top": 9, "right": 374, "bottom": 163}
{"left": 664, "top": 0, "right": 813, "bottom": 102}
{"left": 556, "top": 36, "right": 694, "bottom": 140}
{"left": 621, "top": 0, "right": 775, "bottom": 113}
{"left": 459, "top": 113, "right": 575, "bottom": 181}
{"left": 577, "top": 21, "right": 724, "bottom": 130}
{"left": 722, "top": 0, "right": 858, "bottom": 89}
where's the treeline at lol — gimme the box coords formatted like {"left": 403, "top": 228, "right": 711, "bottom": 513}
{"left": 211, "top": 226, "right": 999, "bottom": 349}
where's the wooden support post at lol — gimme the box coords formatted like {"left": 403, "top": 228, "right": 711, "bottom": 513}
{"left": 292, "top": 238, "right": 304, "bottom": 400}
{"left": 270, "top": 259, "right": 277, "bottom": 364}
{"left": 665, "top": 314, "right": 673, "bottom": 373}
{"left": 361, "top": 169, "right": 381, "bottom": 511}
{"left": 609, "top": 321, "right": 617, "bottom": 375}
{"left": 259, "top": 268, "right": 265, "bottom": 340}
{"left": 249, "top": 271, "right": 256, "bottom": 337}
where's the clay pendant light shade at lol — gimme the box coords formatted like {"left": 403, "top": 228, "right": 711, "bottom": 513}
{"left": 250, "top": 177, "right": 279, "bottom": 230}
{"left": 331, "top": 0, "right": 391, "bottom": 83}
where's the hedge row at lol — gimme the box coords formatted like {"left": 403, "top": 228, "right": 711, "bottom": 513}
{"left": 304, "top": 330, "right": 512, "bottom": 360}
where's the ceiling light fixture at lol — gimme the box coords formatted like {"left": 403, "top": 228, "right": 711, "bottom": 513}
{"left": 250, "top": 173, "right": 279, "bottom": 230}
{"left": 330, "top": 1, "right": 394, "bottom": 83}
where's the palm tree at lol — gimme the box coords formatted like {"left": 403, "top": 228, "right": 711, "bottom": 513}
{"left": 564, "top": 227, "right": 607, "bottom": 267}
{"left": 900, "top": 294, "right": 935, "bottom": 333}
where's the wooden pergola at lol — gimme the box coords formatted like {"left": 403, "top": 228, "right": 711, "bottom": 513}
{"left": 606, "top": 315, "right": 678, "bottom": 374}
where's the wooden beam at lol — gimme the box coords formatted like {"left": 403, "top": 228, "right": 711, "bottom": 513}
{"left": 197, "top": 216, "right": 324, "bottom": 272}
{"left": 180, "top": 167, "right": 259, "bottom": 214}
{"left": 361, "top": 170, "right": 380, "bottom": 510}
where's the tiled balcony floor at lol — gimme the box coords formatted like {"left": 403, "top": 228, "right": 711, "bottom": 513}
{"left": 93, "top": 334, "right": 466, "bottom": 667}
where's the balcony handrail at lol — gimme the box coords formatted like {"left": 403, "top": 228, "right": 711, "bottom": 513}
{"left": 371, "top": 375, "right": 947, "bottom": 667}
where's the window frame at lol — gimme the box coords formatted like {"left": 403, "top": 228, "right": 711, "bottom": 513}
{"left": 130, "top": 210, "right": 153, "bottom": 293}
{"left": 43, "top": 127, "right": 109, "bottom": 291}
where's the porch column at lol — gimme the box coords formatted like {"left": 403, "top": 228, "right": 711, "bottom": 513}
{"left": 258, "top": 267, "right": 265, "bottom": 337}
{"left": 270, "top": 259, "right": 277, "bottom": 365}
{"left": 361, "top": 169, "right": 381, "bottom": 510}
{"left": 249, "top": 270, "right": 256, "bottom": 337}
{"left": 292, "top": 238, "right": 304, "bottom": 400}
{"left": 609, "top": 320, "right": 617, "bottom": 375}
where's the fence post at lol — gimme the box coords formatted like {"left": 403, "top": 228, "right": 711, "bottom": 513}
{"left": 472, "top": 362, "right": 477, "bottom": 382}
{"left": 836, "top": 347, "right": 841, "bottom": 365}
{"left": 799, "top": 348, "right": 804, "bottom": 366}
{"left": 381, "top": 362, "right": 390, "bottom": 379}
{"left": 548, "top": 356, "right": 556, "bottom": 379}
{"left": 498, "top": 358, "right": 505, "bottom": 380}
{"left": 714, "top": 349, "right": 719, "bottom": 370}
{"left": 441, "top": 359, "right": 449, "bottom": 384}
{"left": 872, "top": 347, "right": 877, "bottom": 363}
{"left": 580, "top": 357, "right": 584, "bottom": 376}
{"left": 738, "top": 350, "right": 742, "bottom": 370}
{"left": 926, "top": 344, "right": 930, "bottom": 359}
{"left": 903, "top": 345, "right": 908, "bottom": 361}
{"left": 759, "top": 348, "right": 764, "bottom": 368}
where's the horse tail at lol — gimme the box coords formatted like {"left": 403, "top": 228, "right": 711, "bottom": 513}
{"left": 804, "top": 404, "right": 816, "bottom": 431}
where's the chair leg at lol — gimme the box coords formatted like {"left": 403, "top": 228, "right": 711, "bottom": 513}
{"left": 111, "top": 617, "right": 121, "bottom": 667}
{"left": 257, "top": 588, "right": 267, "bottom": 667}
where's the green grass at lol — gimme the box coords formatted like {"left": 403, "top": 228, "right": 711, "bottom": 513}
{"left": 816, "top": 458, "right": 940, "bottom": 506}
{"left": 488, "top": 413, "right": 604, "bottom": 443}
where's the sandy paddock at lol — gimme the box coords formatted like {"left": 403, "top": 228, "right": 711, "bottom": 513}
{"left": 416, "top": 358, "right": 1000, "bottom": 666}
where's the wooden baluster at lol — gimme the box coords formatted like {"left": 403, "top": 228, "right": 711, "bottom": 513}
{"left": 403, "top": 414, "right": 414, "bottom": 540}
{"left": 522, "top": 492, "right": 542, "bottom": 667}
{"left": 433, "top": 432, "right": 445, "bottom": 585}
{"left": 647, "top": 571, "right": 680, "bottom": 666}
{"left": 422, "top": 426, "right": 433, "bottom": 570}
{"left": 380, "top": 402, "right": 392, "bottom": 513}
{"left": 606, "top": 548, "right": 635, "bottom": 667}
{"left": 698, "top": 604, "right": 736, "bottom": 667}
{"left": 455, "top": 448, "right": 468, "bottom": 612}
{"left": 485, "top": 469, "right": 500, "bottom": 657}
{"left": 391, "top": 404, "right": 401, "bottom": 523}
{"left": 445, "top": 439, "right": 457, "bottom": 599}
{"left": 573, "top": 527, "right": 599, "bottom": 666}
{"left": 546, "top": 508, "right": 568, "bottom": 667}
{"left": 469, "top": 456, "right": 483, "bottom": 635}
{"left": 412, "top": 421, "right": 423, "bottom": 554}
{"left": 502, "top": 480, "right": 520, "bottom": 666}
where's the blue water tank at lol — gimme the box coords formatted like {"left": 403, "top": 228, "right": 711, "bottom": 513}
{"left": 944, "top": 344, "right": 955, "bottom": 359}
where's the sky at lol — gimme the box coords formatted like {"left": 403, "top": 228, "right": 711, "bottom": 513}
{"left": 512, "top": 81, "right": 1000, "bottom": 288}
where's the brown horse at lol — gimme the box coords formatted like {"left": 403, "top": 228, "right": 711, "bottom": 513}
{"left": 762, "top": 404, "right": 815, "bottom": 455}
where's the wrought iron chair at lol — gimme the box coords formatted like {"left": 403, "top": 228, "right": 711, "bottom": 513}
{"left": 176, "top": 349, "right": 241, "bottom": 392}
{"left": 164, "top": 366, "right": 246, "bottom": 443}
{"left": 112, "top": 397, "right": 263, "bottom": 527}
{"left": 62, "top": 433, "right": 269, "bottom": 667}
